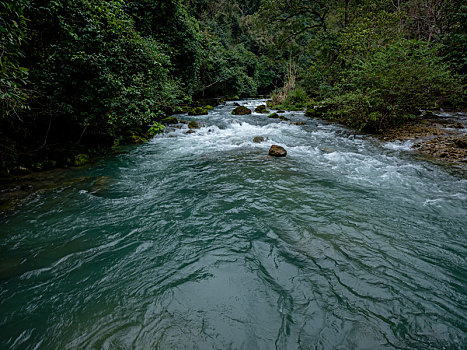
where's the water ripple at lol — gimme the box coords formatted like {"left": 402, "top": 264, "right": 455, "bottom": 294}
{"left": 0, "top": 100, "right": 466, "bottom": 349}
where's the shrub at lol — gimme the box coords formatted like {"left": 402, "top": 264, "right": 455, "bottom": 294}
{"left": 322, "top": 40, "right": 464, "bottom": 131}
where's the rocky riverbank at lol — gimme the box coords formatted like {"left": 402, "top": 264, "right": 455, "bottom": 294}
{"left": 379, "top": 112, "right": 466, "bottom": 166}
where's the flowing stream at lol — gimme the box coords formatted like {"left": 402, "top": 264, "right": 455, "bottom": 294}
{"left": 1, "top": 100, "right": 466, "bottom": 349}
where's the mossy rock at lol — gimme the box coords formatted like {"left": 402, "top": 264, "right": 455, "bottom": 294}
{"left": 205, "top": 105, "right": 214, "bottom": 110}
{"left": 189, "top": 107, "right": 209, "bottom": 116}
{"left": 232, "top": 106, "right": 252, "bottom": 115}
{"left": 253, "top": 136, "right": 265, "bottom": 143}
{"left": 254, "top": 105, "right": 269, "bottom": 113}
{"left": 277, "top": 110, "right": 286, "bottom": 113}
{"left": 130, "top": 135, "right": 148, "bottom": 144}
{"left": 74, "top": 154, "right": 90, "bottom": 167}
{"left": 279, "top": 115, "right": 290, "bottom": 121}
{"left": 186, "top": 130, "right": 196, "bottom": 134}
{"left": 268, "top": 113, "right": 280, "bottom": 119}
{"left": 188, "top": 121, "right": 200, "bottom": 129}
{"left": 266, "top": 100, "right": 274, "bottom": 107}
{"left": 161, "top": 116, "right": 179, "bottom": 124}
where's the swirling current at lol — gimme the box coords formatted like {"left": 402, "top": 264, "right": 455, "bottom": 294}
{"left": 0, "top": 100, "right": 466, "bottom": 349}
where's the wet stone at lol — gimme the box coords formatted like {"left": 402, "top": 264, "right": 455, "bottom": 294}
{"left": 269, "top": 145, "right": 287, "bottom": 157}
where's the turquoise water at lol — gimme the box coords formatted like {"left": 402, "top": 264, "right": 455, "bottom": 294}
{"left": 1, "top": 100, "right": 466, "bottom": 349}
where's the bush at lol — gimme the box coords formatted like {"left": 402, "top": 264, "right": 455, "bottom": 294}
{"left": 321, "top": 40, "right": 464, "bottom": 131}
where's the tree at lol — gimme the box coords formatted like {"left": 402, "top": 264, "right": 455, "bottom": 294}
{"left": 0, "top": 0, "right": 28, "bottom": 118}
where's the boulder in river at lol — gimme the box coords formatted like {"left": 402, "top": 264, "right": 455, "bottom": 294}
{"left": 188, "top": 121, "right": 200, "bottom": 129}
{"left": 279, "top": 115, "right": 290, "bottom": 121}
{"left": 161, "top": 116, "right": 178, "bottom": 124}
{"left": 291, "top": 121, "right": 306, "bottom": 125}
{"left": 232, "top": 106, "right": 252, "bottom": 115}
{"left": 268, "top": 112, "right": 280, "bottom": 119}
{"left": 253, "top": 136, "right": 265, "bottom": 143}
{"left": 254, "top": 105, "right": 269, "bottom": 113}
{"left": 269, "top": 145, "right": 287, "bottom": 157}
{"left": 189, "top": 107, "right": 209, "bottom": 116}
{"left": 186, "top": 130, "right": 196, "bottom": 134}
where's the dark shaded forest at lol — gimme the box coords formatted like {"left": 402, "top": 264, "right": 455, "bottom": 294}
{"left": 1, "top": 0, "right": 466, "bottom": 175}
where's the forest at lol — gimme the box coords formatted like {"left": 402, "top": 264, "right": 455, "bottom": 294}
{"left": 1, "top": 0, "right": 466, "bottom": 175}
{"left": 1, "top": 2, "right": 467, "bottom": 348}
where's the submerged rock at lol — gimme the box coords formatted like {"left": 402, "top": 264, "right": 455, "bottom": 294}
{"left": 279, "top": 115, "right": 290, "bottom": 121}
{"left": 291, "top": 121, "right": 306, "bottom": 125}
{"left": 277, "top": 110, "right": 286, "bottom": 113}
{"left": 186, "top": 130, "right": 196, "bottom": 134}
{"left": 253, "top": 136, "right": 265, "bottom": 143}
{"left": 232, "top": 106, "right": 252, "bottom": 115}
{"left": 269, "top": 145, "right": 287, "bottom": 157}
{"left": 268, "top": 112, "right": 280, "bottom": 119}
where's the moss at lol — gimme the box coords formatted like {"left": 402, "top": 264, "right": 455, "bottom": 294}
{"left": 188, "top": 121, "right": 200, "bottom": 129}
{"left": 161, "top": 116, "right": 179, "bottom": 124}
{"left": 254, "top": 105, "right": 269, "bottom": 113}
{"left": 232, "top": 106, "right": 252, "bottom": 115}
{"left": 74, "top": 154, "right": 90, "bottom": 167}
{"left": 205, "top": 105, "right": 214, "bottom": 110}
{"left": 268, "top": 112, "right": 280, "bottom": 119}
{"left": 130, "top": 135, "right": 148, "bottom": 144}
{"left": 188, "top": 107, "right": 208, "bottom": 116}
{"left": 279, "top": 115, "right": 290, "bottom": 121}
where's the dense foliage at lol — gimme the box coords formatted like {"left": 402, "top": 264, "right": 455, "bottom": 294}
{"left": 0, "top": 0, "right": 278, "bottom": 174}
{"left": 0, "top": 0, "right": 28, "bottom": 117}
{"left": 257, "top": 0, "right": 466, "bottom": 131}
{"left": 0, "top": 0, "right": 465, "bottom": 174}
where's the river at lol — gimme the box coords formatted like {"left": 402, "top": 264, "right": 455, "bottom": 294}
{"left": 1, "top": 100, "right": 466, "bottom": 349}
